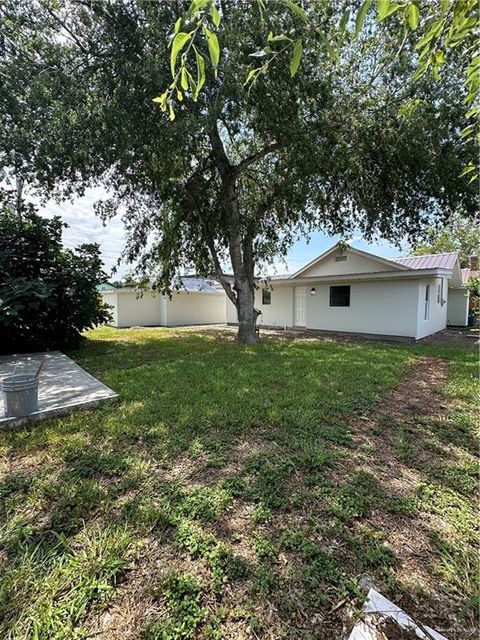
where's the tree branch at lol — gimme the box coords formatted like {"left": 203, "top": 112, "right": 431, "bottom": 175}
{"left": 233, "top": 142, "right": 282, "bottom": 176}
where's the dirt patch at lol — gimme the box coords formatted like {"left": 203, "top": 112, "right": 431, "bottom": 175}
{"left": 375, "top": 356, "right": 449, "bottom": 420}
{"left": 332, "top": 356, "right": 472, "bottom": 630}
{"left": 379, "top": 618, "right": 421, "bottom": 639}
{"left": 417, "top": 328, "right": 479, "bottom": 349}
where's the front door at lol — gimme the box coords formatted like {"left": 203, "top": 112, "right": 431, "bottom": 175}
{"left": 295, "top": 287, "right": 306, "bottom": 326}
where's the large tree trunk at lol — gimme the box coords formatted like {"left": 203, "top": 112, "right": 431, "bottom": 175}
{"left": 235, "top": 275, "right": 259, "bottom": 345}
{"left": 208, "top": 123, "right": 268, "bottom": 345}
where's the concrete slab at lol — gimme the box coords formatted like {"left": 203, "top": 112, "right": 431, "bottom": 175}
{"left": 0, "top": 351, "right": 118, "bottom": 428}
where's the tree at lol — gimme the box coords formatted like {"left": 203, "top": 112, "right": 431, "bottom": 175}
{"left": 411, "top": 213, "right": 479, "bottom": 268}
{"left": 163, "top": 0, "right": 479, "bottom": 179}
{"left": 0, "top": 207, "right": 111, "bottom": 353}
{"left": 0, "top": 1, "right": 477, "bottom": 343}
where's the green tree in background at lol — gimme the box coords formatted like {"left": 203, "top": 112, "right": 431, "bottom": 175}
{"left": 0, "top": 1, "right": 477, "bottom": 343}
{"left": 411, "top": 213, "right": 479, "bottom": 268}
{"left": 0, "top": 208, "right": 111, "bottom": 353}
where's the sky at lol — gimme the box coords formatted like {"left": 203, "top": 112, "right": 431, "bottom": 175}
{"left": 36, "top": 187, "right": 411, "bottom": 279}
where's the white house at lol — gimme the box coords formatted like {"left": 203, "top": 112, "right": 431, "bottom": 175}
{"left": 101, "top": 245, "right": 471, "bottom": 339}
{"left": 101, "top": 277, "right": 226, "bottom": 328}
{"left": 225, "top": 244, "right": 471, "bottom": 340}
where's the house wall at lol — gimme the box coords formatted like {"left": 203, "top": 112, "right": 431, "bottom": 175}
{"left": 101, "top": 292, "right": 119, "bottom": 326}
{"left": 255, "top": 286, "right": 294, "bottom": 327}
{"left": 238, "top": 279, "right": 425, "bottom": 337}
{"left": 299, "top": 250, "right": 396, "bottom": 278}
{"left": 116, "top": 291, "right": 163, "bottom": 327}
{"left": 447, "top": 288, "right": 469, "bottom": 327}
{"left": 165, "top": 292, "right": 226, "bottom": 326}
{"left": 415, "top": 278, "right": 448, "bottom": 339}
{"left": 305, "top": 279, "right": 420, "bottom": 337}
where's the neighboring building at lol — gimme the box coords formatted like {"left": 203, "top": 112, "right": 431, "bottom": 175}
{"left": 97, "top": 282, "right": 117, "bottom": 292}
{"left": 225, "top": 243, "right": 471, "bottom": 340}
{"left": 101, "top": 277, "right": 226, "bottom": 328}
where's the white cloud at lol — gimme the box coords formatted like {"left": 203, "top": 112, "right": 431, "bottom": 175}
{"left": 32, "top": 187, "right": 129, "bottom": 278}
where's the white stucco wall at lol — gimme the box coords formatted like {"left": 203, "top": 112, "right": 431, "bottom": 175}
{"left": 101, "top": 291, "right": 119, "bottom": 326}
{"left": 165, "top": 292, "right": 226, "bottom": 326}
{"left": 447, "top": 288, "right": 469, "bottom": 327}
{"left": 226, "top": 276, "right": 452, "bottom": 338}
{"left": 305, "top": 279, "right": 420, "bottom": 337}
{"left": 255, "top": 286, "right": 294, "bottom": 327}
{"left": 226, "top": 297, "right": 237, "bottom": 324}
{"left": 299, "top": 250, "right": 397, "bottom": 278}
{"left": 116, "top": 291, "right": 163, "bottom": 327}
{"left": 415, "top": 278, "right": 448, "bottom": 339}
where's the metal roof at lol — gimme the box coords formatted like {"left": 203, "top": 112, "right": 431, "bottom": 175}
{"left": 393, "top": 252, "right": 459, "bottom": 270}
{"left": 172, "top": 276, "right": 222, "bottom": 293}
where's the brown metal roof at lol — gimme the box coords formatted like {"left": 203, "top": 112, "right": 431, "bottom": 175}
{"left": 393, "top": 252, "right": 459, "bottom": 270}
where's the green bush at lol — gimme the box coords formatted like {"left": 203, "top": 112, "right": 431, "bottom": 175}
{"left": 0, "top": 208, "right": 111, "bottom": 352}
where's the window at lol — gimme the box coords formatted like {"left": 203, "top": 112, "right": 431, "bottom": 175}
{"left": 262, "top": 289, "right": 271, "bottom": 305}
{"left": 437, "top": 283, "right": 441, "bottom": 303}
{"left": 335, "top": 255, "right": 347, "bottom": 262}
{"left": 424, "top": 285, "right": 430, "bottom": 320}
{"left": 330, "top": 285, "right": 350, "bottom": 307}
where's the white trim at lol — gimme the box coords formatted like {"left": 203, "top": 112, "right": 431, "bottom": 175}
{"left": 291, "top": 243, "right": 409, "bottom": 278}
{"left": 270, "top": 267, "right": 453, "bottom": 286}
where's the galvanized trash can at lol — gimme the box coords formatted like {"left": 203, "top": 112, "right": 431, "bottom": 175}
{"left": 2, "top": 374, "right": 39, "bottom": 417}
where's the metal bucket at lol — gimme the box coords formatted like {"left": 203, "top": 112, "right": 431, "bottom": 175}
{"left": 2, "top": 374, "right": 39, "bottom": 417}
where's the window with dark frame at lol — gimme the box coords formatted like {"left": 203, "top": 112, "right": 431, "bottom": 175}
{"left": 329, "top": 285, "right": 350, "bottom": 307}
{"left": 262, "top": 289, "right": 271, "bottom": 305}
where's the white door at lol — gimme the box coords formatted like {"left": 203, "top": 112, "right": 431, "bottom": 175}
{"left": 295, "top": 287, "right": 306, "bottom": 326}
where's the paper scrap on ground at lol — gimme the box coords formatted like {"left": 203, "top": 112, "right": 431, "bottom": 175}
{"left": 348, "top": 588, "right": 448, "bottom": 640}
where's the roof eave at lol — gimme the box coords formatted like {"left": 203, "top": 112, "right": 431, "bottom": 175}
{"left": 266, "top": 267, "right": 452, "bottom": 286}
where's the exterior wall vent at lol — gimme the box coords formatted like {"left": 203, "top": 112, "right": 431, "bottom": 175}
{"left": 335, "top": 255, "right": 347, "bottom": 262}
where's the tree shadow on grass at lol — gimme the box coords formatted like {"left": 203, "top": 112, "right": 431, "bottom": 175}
{"left": 0, "top": 334, "right": 477, "bottom": 638}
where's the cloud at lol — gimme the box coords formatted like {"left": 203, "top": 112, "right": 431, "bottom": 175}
{"left": 33, "top": 187, "right": 129, "bottom": 277}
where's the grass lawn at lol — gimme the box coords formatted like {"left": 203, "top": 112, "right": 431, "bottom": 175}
{"left": 0, "top": 327, "right": 478, "bottom": 639}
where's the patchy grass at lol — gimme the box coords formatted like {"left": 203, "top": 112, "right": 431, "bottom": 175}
{"left": 0, "top": 327, "right": 478, "bottom": 639}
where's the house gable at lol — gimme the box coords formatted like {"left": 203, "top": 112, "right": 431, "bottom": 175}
{"left": 293, "top": 244, "right": 406, "bottom": 278}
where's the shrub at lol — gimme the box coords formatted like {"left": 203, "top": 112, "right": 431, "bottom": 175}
{"left": 0, "top": 208, "right": 111, "bottom": 352}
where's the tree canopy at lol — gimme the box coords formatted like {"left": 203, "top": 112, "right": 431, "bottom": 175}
{"left": 0, "top": 0, "right": 477, "bottom": 342}
{"left": 410, "top": 213, "right": 479, "bottom": 268}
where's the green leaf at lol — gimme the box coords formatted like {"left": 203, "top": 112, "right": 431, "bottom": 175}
{"left": 181, "top": 66, "right": 189, "bottom": 91}
{"left": 193, "top": 46, "right": 206, "bottom": 100}
{"left": 186, "top": 0, "right": 209, "bottom": 18}
{"left": 168, "top": 103, "right": 175, "bottom": 121}
{"left": 415, "top": 18, "right": 445, "bottom": 49}
{"left": 339, "top": 9, "right": 351, "bottom": 31}
{"left": 317, "top": 29, "right": 339, "bottom": 63}
{"left": 407, "top": 3, "right": 420, "bottom": 30}
{"left": 152, "top": 91, "right": 168, "bottom": 112}
{"left": 203, "top": 27, "right": 220, "bottom": 76}
{"left": 174, "top": 17, "right": 182, "bottom": 34}
{"left": 170, "top": 32, "right": 191, "bottom": 78}
{"left": 289, "top": 39, "right": 303, "bottom": 77}
{"left": 355, "top": 0, "right": 372, "bottom": 37}
{"left": 377, "top": 0, "right": 402, "bottom": 21}
{"left": 210, "top": 3, "right": 221, "bottom": 28}
{"left": 244, "top": 67, "right": 261, "bottom": 87}
{"left": 460, "top": 162, "right": 476, "bottom": 177}
{"left": 267, "top": 31, "right": 292, "bottom": 42}
{"left": 284, "top": 0, "right": 308, "bottom": 24}
{"left": 435, "top": 49, "right": 446, "bottom": 65}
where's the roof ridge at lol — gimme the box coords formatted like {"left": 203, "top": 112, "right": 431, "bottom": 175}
{"left": 395, "top": 251, "right": 459, "bottom": 259}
